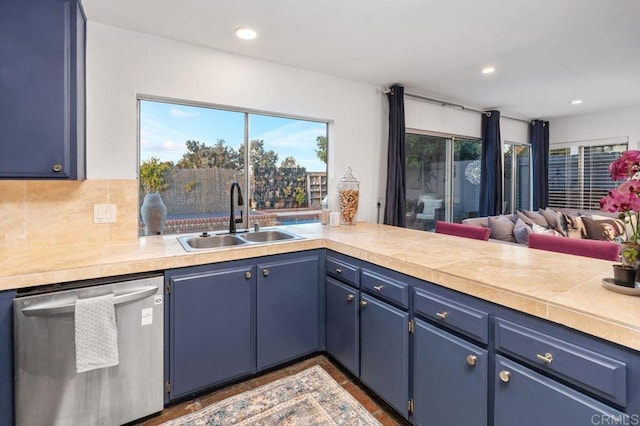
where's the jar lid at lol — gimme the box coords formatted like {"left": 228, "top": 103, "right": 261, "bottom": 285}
{"left": 339, "top": 167, "right": 359, "bottom": 183}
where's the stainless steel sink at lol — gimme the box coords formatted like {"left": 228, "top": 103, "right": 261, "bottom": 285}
{"left": 239, "top": 229, "right": 300, "bottom": 243}
{"left": 177, "top": 228, "right": 304, "bottom": 251}
{"left": 178, "top": 234, "right": 247, "bottom": 251}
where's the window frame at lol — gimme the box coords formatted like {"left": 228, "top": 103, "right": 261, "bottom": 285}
{"left": 137, "top": 94, "right": 330, "bottom": 235}
{"left": 503, "top": 140, "right": 532, "bottom": 214}
{"left": 405, "top": 129, "right": 482, "bottom": 225}
{"left": 548, "top": 137, "right": 629, "bottom": 211}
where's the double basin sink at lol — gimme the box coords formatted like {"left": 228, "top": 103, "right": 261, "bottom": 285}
{"left": 177, "top": 229, "right": 304, "bottom": 252}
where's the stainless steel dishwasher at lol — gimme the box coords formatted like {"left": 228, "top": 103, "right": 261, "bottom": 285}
{"left": 13, "top": 273, "right": 164, "bottom": 426}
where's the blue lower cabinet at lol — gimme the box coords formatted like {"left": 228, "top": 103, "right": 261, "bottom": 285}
{"left": 360, "top": 293, "right": 410, "bottom": 419}
{"left": 413, "top": 319, "right": 488, "bottom": 426}
{"left": 0, "top": 290, "right": 16, "bottom": 425}
{"left": 494, "top": 355, "right": 628, "bottom": 426}
{"left": 325, "top": 277, "right": 359, "bottom": 376}
{"left": 257, "top": 255, "right": 320, "bottom": 370}
{"left": 168, "top": 265, "right": 254, "bottom": 400}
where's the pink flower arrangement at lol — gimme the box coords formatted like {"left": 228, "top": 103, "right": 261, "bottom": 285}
{"left": 600, "top": 150, "right": 640, "bottom": 264}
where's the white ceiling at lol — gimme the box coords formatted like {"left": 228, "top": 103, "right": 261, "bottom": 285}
{"left": 81, "top": 0, "right": 640, "bottom": 120}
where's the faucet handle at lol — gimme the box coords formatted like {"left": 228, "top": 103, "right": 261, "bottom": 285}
{"left": 235, "top": 210, "right": 243, "bottom": 224}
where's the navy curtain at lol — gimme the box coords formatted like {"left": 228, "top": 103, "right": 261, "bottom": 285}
{"left": 479, "top": 110, "right": 503, "bottom": 216}
{"left": 383, "top": 85, "right": 406, "bottom": 227}
{"left": 531, "top": 120, "right": 549, "bottom": 209}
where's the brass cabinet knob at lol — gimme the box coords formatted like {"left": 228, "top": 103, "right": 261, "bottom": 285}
{"left": 346, "top": 294, "right": 355, "bottom": 302}
{"left": 436, "top": 311, "right": 448, "bottom": 319}
{"left": 499, "top": 370, "right": 511, "bottom": 383}
{"left": 373, "top": 285, "right": 383, "bottom": 292}
{"left": 466, "top": 354, "right": 477, "bottom": 366}
{"left": 263, "top": 269, "right": 269, "bottom": 277}
{"left": 245, "top": 271, "right": 252, "bottom": 279}
{"left": 536, "top": 352, "right": 554, "bottom": 364}
{"left": 360, "top": 300, "right": 368, "bottom": 308}
{"left": 52, "top": 164, "right": 63, "bottom": 172}
{"left": 336, "top": 268, "right": 342, "bottom": 274}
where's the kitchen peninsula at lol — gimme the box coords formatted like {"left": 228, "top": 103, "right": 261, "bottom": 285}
{"left": 2, "top": 222, "right": 639, "bottom": 425}
{"left": 1, "top": 222, "right": 636, "bottom": 349}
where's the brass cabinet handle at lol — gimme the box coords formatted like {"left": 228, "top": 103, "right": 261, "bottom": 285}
{"left": 336, "top": 268, "right": 342, "bottom": 274}
{"left": 346, "top": 294, "right": 355, "bottom": 302}
{"left": 436, "top": 311, "right": 448, "bottom": 319}
{"left": 536, "top": 352, "right": 554, "bottom": 364}
{"left": 245, "top": 271, "right": 252, "bottom": 279}
{"left": 499, "top": 370, "right": 511, "bottom": 383}
{"left": 360, "top": 300, "right": 368, "bottom": 308}
{"left": 52, "top": 164, "right": 63, "bottom": 172}
{"left": 373, "top": 285, "right": 383, "bottom": 292}
{"left": 263, "top": 269, "right": 269, "bottom": 277}
{"left": 466, "top": 354, "right": 477, "bottom": 366}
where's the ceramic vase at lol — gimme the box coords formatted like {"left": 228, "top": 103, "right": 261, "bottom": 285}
{"left": 141, "top": 192, "right": 167, "bottom": 235}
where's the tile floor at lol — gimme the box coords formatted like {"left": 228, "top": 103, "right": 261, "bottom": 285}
{"left": 135, "top": 354, "right": 409, "bottom": 425}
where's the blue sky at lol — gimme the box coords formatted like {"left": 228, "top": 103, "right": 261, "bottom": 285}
{"left": 140, "top": 100, "right": 327, "bottom": 172}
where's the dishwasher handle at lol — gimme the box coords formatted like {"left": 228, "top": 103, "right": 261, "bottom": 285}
{"left": 20, "top": 286, "right": 159, "bottom": 317}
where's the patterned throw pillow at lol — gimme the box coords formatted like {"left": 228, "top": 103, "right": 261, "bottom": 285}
{"left": 581, "top": 216, "right": 627, "bottom": 242}
{"left": 592, "top": 213, "right": 635, "bottom": 241}
{"left": 559, "top": 212, "right": 587, "bottom": 239}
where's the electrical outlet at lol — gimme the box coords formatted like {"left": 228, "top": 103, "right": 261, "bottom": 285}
{"left": 376, "top": 196, "right": 384, "bottom": 206}
{"left": 94, "top": 204, "right": 117, "bottom": 224}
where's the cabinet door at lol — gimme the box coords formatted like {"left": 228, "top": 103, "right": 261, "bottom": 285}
{"left": 257, "top": 255, "right": 320, "bottom": 370}
{"left": 413, "top": 319, "right": 487, "bottom": 426}
{"left": 0, "top": 0, "right": 85, "bottom": 179}
{"left": 494, "top": 355, "right": 628, "bottom": 426}
{"left": 169, "top": 265, "right": 254, "bottom": 399}
{"left": 0, "top": 290, "right": 16, "bottom": 426}
{"left": 360, "top": 293, "right": 410, "bottom": 419}
{"left": 325, "top": 277, "right": 359, "bottom": 376}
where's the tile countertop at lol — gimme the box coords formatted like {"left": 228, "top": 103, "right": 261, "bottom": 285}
{"left": 1, "top": 222, "right": 638, "bottom": 351}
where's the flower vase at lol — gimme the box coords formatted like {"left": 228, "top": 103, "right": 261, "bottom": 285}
{"left": 613, "top": 264, "right": 637, "bottom": 287}
{"left": 141, "top": 192, "right": 167, "bottom": 235}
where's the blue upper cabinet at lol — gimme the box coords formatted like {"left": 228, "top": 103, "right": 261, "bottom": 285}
{"left": 0, "top": 0, "right": 86, "bottom": 179}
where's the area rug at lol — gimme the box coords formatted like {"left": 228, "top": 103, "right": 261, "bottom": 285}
{"left": 162, "top": 365, "right": 382, "bottom": 425}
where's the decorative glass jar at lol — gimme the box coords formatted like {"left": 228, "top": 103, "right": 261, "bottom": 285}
{"left": 338, "top": 167, "right": 360, "bottom": 225}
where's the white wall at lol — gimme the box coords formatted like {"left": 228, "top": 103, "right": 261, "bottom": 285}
{"left": 550, "top": 105, "right": 640, "bottom": 149}
{"left": 405, "top": 98, "right": 529, "bottom": 142}
{"left": 86, "top": 23, "right": 386, "bottom": 222}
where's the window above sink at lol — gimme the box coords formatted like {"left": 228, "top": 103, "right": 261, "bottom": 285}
{"left": 138, "top": 97, "right": 329, "bottom": 237}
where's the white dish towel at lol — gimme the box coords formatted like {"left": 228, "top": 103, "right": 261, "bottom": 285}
{"left": 74, "top": 293, "right": 120, "bottom": 373}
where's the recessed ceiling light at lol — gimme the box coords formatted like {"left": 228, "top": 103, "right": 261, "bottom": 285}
{"left": 571, "top": 99, "right": 583, "bottom": 105}
{"left": 235, "top": 27, "right": 257, "bottom": 40}
{"left": 482, "top": 66, "right": 495, "bottom": 74}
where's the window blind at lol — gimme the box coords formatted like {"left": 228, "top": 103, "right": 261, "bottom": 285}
{"left": 548, "top": 142, "right": 627, "bottom": 211}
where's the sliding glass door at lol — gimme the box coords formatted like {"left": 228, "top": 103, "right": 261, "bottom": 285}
{"left": 503, "top": 143, "right": 531, "bottom": 213}
{"left": 405, "top": 132, "right": 481, "bottom": 231}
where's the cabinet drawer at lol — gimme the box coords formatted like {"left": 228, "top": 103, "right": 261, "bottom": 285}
{"left": 495, "top": 318, "right": 627, "bottom": 407}
{"left": 361, "top": 269, "right": 408, "bottom": 309}
{"left": 494, "top": 355, "right": 628, "bottom": 426}
{"left": 326, "top": 256, "right": 359, "bottom": 288}
{"left": 414, "top": 288, "right": 488, "bottom": 344}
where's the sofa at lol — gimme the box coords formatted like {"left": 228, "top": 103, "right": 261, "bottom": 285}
{"left": 461, "top": 208, "right": 627, "bottom": 246}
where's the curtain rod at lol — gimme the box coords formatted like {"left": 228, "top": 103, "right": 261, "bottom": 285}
{"left": 385, "top": 88, "right": 536, "bottom": 125}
